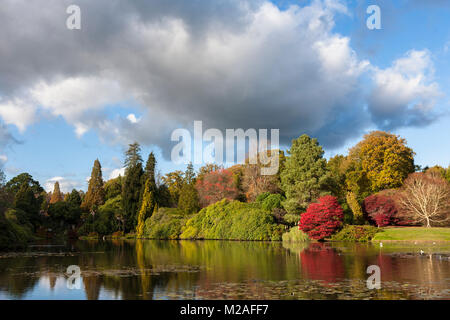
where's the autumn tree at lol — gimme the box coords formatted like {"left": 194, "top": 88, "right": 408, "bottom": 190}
{"left": 122, "top": 143, "right": 143, "bottom": 231}
{"left": 81, "top": 159, "right": 105, "bottom": 212}
{"left": 196, "top": 168, "right": 240, "bottom": 207}
{"left": 363, "top": 193, "right": 398, "bottom": 227}
{"left": 299, "top": 195, "right": 344, "bottom": 240}
{"left": 136, "top": 179, "right": 156, "bottom": 238}
{"left": 50, "top": 181, "right": 63, "bottom": 204}
{"left": 396, "top": 172, "right": 450, "bottom": 227}
{"left": 346, "top": 131, "right": 415, "bottom": 196}
{"left": 280, "top": 134, "right": 331, "bottom": 214}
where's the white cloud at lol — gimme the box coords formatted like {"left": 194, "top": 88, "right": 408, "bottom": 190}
{"left": 109, "top": 167, "right": 125, "bottom": 179}
{"left": 45, "top": 176, "right": 83, "bottom": 193}
{"left": 0, "top": 98, "right": 37, "bottom": 132}
{"left": 369, "top": 50, "right": 441, "bottom": 129}
{"left": 126, "top": 113, "right": 140, "bottom": 124}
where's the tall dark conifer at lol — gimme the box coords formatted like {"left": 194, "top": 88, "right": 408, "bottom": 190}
{"left": 81, "top": 159, "right": 105, "bottom": 212}
{"left": 122, "top": 142, "right": 143, "bottom": 231}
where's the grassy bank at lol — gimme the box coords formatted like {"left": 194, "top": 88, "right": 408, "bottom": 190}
{"left": 372, "top": 227, "right": 450, "bottom": 242}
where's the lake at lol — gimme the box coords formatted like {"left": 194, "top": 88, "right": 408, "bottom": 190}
{"left": 0, "top": 240, "right": 449, "bottom": 300}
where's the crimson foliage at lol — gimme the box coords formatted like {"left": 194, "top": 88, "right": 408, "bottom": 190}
{"left": 195, "top": 169, "right": 240, "bottom": 207}
{"left": 362, "top": 194, "right": 397, "bottom": 227}
{"left": 298, "top": 195, "right": 344, "bottom": 240}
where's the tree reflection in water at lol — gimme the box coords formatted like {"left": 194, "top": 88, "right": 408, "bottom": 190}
{"left": 0, "top": 240, "right": 449, "bottom": 299}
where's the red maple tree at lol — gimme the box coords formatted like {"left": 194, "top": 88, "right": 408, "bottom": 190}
{"left": 299, "top": 195, "right": 344, "bottom": 240}
{"left": 363, "top": 194, "right": 398, "bottom": 227}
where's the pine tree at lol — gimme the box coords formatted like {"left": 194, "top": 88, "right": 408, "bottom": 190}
{"left": 140, "top": 152, "right": 157, "bottom": 209}
{"left": 136, "top": 179, "right": 156, "bottom": 238}
{"left": 81, "top": 159, "right": 105, "bottom": 212}
{"left": 122, "top": 143, "right": 143, "bottom": 232}
{"left": 50, "top": 181, "right": 63, "bottom": 204}
{"left": 280, "top": 134, "right": 331, "bottom": 214}
{"left": 124, "top": 142, "right": 143, "bottom": 169}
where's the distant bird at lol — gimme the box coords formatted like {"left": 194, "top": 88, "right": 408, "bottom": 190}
{"left": 420, "top": 250, "right": 424, "bottom": 255}
{"left": 380, "top": 242, "right": 383, "bottom": 248}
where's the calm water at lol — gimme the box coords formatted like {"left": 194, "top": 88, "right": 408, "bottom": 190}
{"left": 0, "top": 240, "right": 449, "bottom": 300}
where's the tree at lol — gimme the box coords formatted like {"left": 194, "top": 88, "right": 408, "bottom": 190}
{"left": 81, "top": 159, "right": 105, "bottom": 212}
{"left": 363, "top": 193, "right": 398, "bottom": 227}
{"left": 13, "top": 183, "right": 41, "bottom": 227}
{"left": 50, "top": 181, "right": 63, "bottom": 204}
{"left": 196, "top": 169, "right": 240, "bottom": 207}
{"left": 140, "top": 152, "right": 157, "bottom": 207}
{"left": 299, "top": 195, "right": 344, "bottom": 241}
{"left": 66, "top": 189, "right": 82, "bottom": 207}
{"left": 136, "top": 179, "right": 156, "bottom": 238}
{"left": 347, "top": 131, "right": 415, "bottom": 195}
{"left": 161, "top": 170, "right": 184, "bottom": 206}
{"left": 178, "top": 163, "right": 199, "bottom": 214}
{"left": 122, "top": 143, "right": 143, "bottom": 231}
{"left": 104, "top": 176, "right": 122, "bottom": 201}
{"left": 48, "top": 202, "right": 81, "bottom": 227}
{"left": 446, "top": 165, "right": 450, "bottom": 184}
{"left": 396, "top": 172, "right": 450, "bottom": 227}
{"left": 6, "top": 173, "right": 43, "bottom": 196}
{"left": 178, "top": 184, "right": 200, "bottom": 214}
{"left": 346, "top": 191, "right": 364, "bottom": 225}
{"left": 124, "top": 142, "right": 143, "bottom": 168}
{"left": 280, "top": 134, "right": 331, "bottom": 214}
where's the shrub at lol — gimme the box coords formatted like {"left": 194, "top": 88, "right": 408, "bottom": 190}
{"left": 282, "top": 227, "right": 309, "bottom": 242}
{"left": 180, "top": 199, "right": 284, "bottom": 241}
{"left": 283, "top": 213, "right": 300, "bottom": 226}
{"left": 87, "top": 232, "right": 99, "bottom": 239}
{"left": 363, "top": 194, "right": 398, "bottom": 227}
{"left": 111, "top": 231, "right": 124, "bottom": 238}
{"left": 261, "top": 194, "right": 284, "bottom": 212}
{"left": 331, "top": 225, "right": 380, "bottom": 242}
{"left": 143, "top": 207, "right": 190, "bottom": 239}
{"left": 256, "top": 192, "right": 271, "bottom": 203}
{"left": 299, "top": 195, "right": 344, "bottom": 240}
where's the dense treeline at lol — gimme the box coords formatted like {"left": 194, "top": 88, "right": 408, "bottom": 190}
{"left": 1, "top": 130, "right": 449, "bottom": 248}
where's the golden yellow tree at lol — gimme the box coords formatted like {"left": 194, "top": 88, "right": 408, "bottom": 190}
{"left": 50, "top": 181, "right": 63, "bottom": 204}
{"left": 136, "top": 179, "right": 156, "bottom": 238}
{"left": 347, "top": 131, "right": 415, "bottom": 195}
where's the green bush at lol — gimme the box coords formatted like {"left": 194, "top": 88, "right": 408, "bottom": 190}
{"left": 255, "top": 192, "right": 271, "bottom": 203}
{"left": 261, "top": 194, "right": 284, "bottom": 212}
{"left": 143, "top": 207, "right": 190, "bottom": 239}
{"left": 180, "top": 199, "right": 284, "bottom": 241}
{"left": 331, "top": 225, "right": 380, "bottom": 242}
{"left": 283, "top": 213, "right": 300, "bottom": 226}
{"left": 0, "top": 210, "right": 34, "bottom": 250}
{"left": 282, "top": 227, "right": 309, "bottom": 242}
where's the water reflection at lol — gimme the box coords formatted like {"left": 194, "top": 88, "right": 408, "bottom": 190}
{"left": 0, "top": 240, "right": 449, "bottom": 300}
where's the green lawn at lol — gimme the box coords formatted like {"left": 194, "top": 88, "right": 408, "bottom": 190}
{"left": 372, "top": 227, "right": 450, "bottom": 241}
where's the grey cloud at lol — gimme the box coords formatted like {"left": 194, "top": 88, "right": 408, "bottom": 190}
{"left": 0, "top": 0, "right": 442, "bottom": 159}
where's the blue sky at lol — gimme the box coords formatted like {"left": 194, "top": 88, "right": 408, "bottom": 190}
{"left": 0, "top": 0, "right": 449, "bottom": 192}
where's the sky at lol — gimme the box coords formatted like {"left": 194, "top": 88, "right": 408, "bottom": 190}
{"left": 0, "top": 0, "right": 450, "bottom": 192}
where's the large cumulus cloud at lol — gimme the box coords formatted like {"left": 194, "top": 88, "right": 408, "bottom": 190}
{"left": 0, "top": 0, "right": 442, "bottom": 160}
